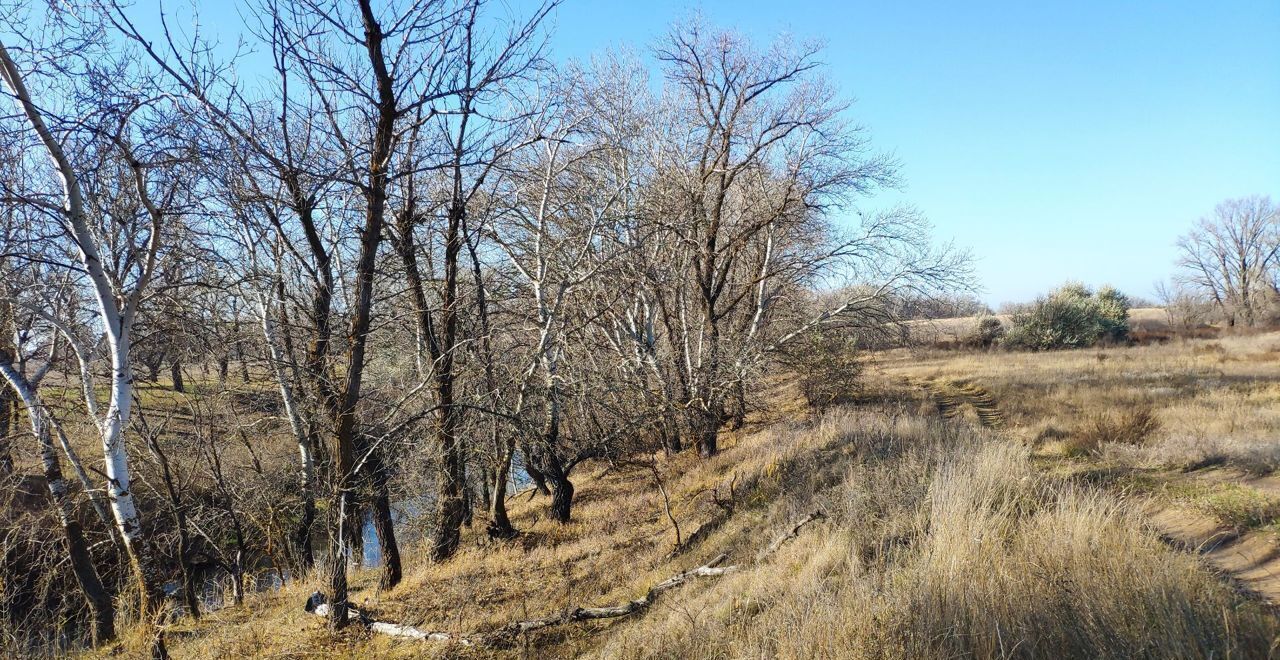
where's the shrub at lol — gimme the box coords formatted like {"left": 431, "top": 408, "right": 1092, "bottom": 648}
{"left": 1005, "top": 283, "right": 1131, "bottom": 350}
{"left": 1068, "top": 405, "right": 1161, "bottom": 456}
{"left": 786, "top": 329, "right": 863, "bottom": 410}
{"left": 964, "top": 315, "right": 1005, "bottom": 349}
{"left": 1093, "top": 285, "right": 1130, "bottom": 343}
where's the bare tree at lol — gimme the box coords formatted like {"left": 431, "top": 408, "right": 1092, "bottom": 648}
{"left": 0, "top": 257, "right": 115, "bottom": 644}
{"left": 0, "top": 22, "right": 198, "bottom": 630}
{"left": 648, "top": 21, "right": 899, "bottom": 456}
{"left": 1176, "top": 195, "right": 1280, "bottom": 327}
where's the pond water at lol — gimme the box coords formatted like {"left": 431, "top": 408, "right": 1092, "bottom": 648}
{"left": 169, "top": 467, "right": 534, "bottom": 606}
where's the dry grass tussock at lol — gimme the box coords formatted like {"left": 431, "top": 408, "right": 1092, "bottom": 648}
{"left": 144, "top": 399, "right": 1280, "bottom": 659}
{"left": 594, "top": 415, "right": 1277, "bottom": 660}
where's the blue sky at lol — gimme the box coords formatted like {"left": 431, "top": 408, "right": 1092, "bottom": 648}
{"left": 545, "top": 1, "right": 1280, "bottom": 305}
{"left": 85, "top": 1, "right": 1280, "bottom": 305}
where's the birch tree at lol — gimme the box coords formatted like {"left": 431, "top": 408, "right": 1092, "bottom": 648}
{"left": 0, "top": 28, "right": 194, "bottom": 624}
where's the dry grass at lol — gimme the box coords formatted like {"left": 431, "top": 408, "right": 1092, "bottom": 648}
{"left": 109, "top": 385, "right": 1280, "bottom": 659}
{"left": 591, "top": 414, "right": 1278, "bottom": 659}
{"left": 876, "top": 330, "right": 1280, "bottom": 474}
{"left": 1062, "top": 404, "right": 1161, "bottom": 456}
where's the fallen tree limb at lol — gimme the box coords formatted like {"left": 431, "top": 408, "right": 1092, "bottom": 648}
{"left": 305, "top": 593, "right": 476, "bottom": 645}
{"left": 481, "top": 552, "right": 738, "bottom": 645}
{"left": 304, "top": 510, "right": 825, "bottom": 647}
{"left": 757, "top": 510, "right": 826, "bottom": 561}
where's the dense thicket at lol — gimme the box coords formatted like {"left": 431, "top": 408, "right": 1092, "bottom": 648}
{"left": 0, "top": 1, "right": 965, "bottom": 652}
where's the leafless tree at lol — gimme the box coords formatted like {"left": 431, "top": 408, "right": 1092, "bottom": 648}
{"left": 1176, "top": 195, "right": 1280, "bottom": 327}
{"left": 0, "top": 14, "right": 201, "bottom": 639}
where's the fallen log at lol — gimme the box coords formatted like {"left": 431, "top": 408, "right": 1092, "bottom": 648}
{"left": 303, "top": 510, "right": 825, "bottom": 647}
{"left": 304, "top": 593, "right": 476, "bottom": 645}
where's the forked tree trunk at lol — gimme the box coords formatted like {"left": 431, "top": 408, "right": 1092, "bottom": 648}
{"left": 0, "top": 362, "right": 115, "bottom": 644}
{"left": 521, "top": 443, "right": 551, "bottom": 496}
{"left": 356, "top": 434, "right": 401, "bottom": 588}
{"left": 0, "top": 38, "right": 163, "bottom": 623}
{"left": 539, "top": 413, "right": 574, "bottom": 523}
{"left": 486, "top": 444, "right": 518, "bottom": 539}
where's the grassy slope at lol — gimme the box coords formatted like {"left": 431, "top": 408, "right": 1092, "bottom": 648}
{"left": 116, "top": 361, "right": 1280, "bottom": 659}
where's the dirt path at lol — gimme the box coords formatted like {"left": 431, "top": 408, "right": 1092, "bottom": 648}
{"left": 1185, "top": 466, "right": 1280, "bottom": 499}
{"left": 903, "top": 374, "right": 1280, "bottom": 606}
{"left": 1145, "top": 503, "right": 1280, "bottom": 604}
{"left": 911, "top": 377, "right": 1006, "bottom": 429}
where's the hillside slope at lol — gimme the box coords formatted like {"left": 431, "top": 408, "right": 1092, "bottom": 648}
{"left": 116, "top": 382, "right": 1278, "bottom": 659}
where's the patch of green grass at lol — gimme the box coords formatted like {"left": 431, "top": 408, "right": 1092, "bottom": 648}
{"left": 1198, "top": 484, "right": 1280, "bottom": 531}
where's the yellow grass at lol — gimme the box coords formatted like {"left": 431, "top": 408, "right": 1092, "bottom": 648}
{"left": 91, "top": 367, "right": 1280, "bottom": 659}
{"left": 875, "top": 330, "right": 1280, "bottom": 469}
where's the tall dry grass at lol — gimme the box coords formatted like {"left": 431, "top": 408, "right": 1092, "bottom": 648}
{"left": 592, "top": 412, "right": 1279, "bottom": 659}
{"left": 137, "top": 396, "right": 1279, "bottom": 659}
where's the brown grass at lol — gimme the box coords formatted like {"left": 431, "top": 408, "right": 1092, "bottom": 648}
{"left": 1063, "top": 404, "right": 1161, "bottom": 456}
{"left": 105, "top": 383, "right": 1280, "bottom": 659}
{"left": 593, "top": 418, "right": 1277, "bottom": 659}
{"left": 876, "top": 330, "right": 1280, "bottom": 474}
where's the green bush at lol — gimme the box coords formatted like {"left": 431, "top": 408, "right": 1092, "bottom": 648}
{"left": 786, "top": 330, "right": 862, "bottom": 410}
{"left": 1005, "top": 283, "right": 1130, "bottom": 350}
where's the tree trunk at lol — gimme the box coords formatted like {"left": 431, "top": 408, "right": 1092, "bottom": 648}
{"left": 143, "top": 350, "right": 165, "bottom": 382}
{"left": 728, "top": 377, "right": 746, "bottom": 430}
{"left": 430, "top": 429, "right": 466, "bottom": 560}
{"left": 297, "top": 495, "right": 316, "bottom": 570}
{"left": 427, "top": 203, "right": 467, "bottom": 562}
{"left": 325, "top": 488, "right": 352, "bottom": 628}
{"left": 461, "top": 466, "right": 474, "bottom": 528}
{"left": 347, "top": 500, "right": 364, "bottom": 569}
{"left": 0, "top": 388, "right": 13, "bottom": 477}
{"left": 359, "top": 435, "right": 401, "bottom": 589}
{"left": 256, "top": 290, "right": 317, "bottom": 570}
{"left": 369, "top": 491, "right": 401, "bottom": 588}
{"left": 105, "top": 346, "right": 166, "bottom": 619}
{"left": 233, "top": 315, "right": 251, "bottom": 384}
{"left": 695, "top": 406, "right": 720, "bottom": 459}
{"left": 170, "top": 359, "right": 185, "bottom": 393}
{"left": 543, "top": 455, "right": 574, "bottom": 523}
{"left": 217, "top": 355, "right": 229, "bottom": 389}
{"left": 486, "top": 446, "right": 518, "bottom": 540}
{"left": 0, "top": 362, "right": 115, "bottom": 644}
{"left": 521, "top": 443, "right": 551, "bottom": 496}
{"left": 177, "top": 513, "right": 200, "bottom": 620}
{"left": 662, "top": 409, "right": 682, "bottom": 454}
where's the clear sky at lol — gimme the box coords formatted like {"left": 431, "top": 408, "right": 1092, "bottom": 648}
{"left": 62, "top": 0, "right": 1280, "bottom": 305}
{"left": 546, "top": 1, "right": 1280, "bottom": 305}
